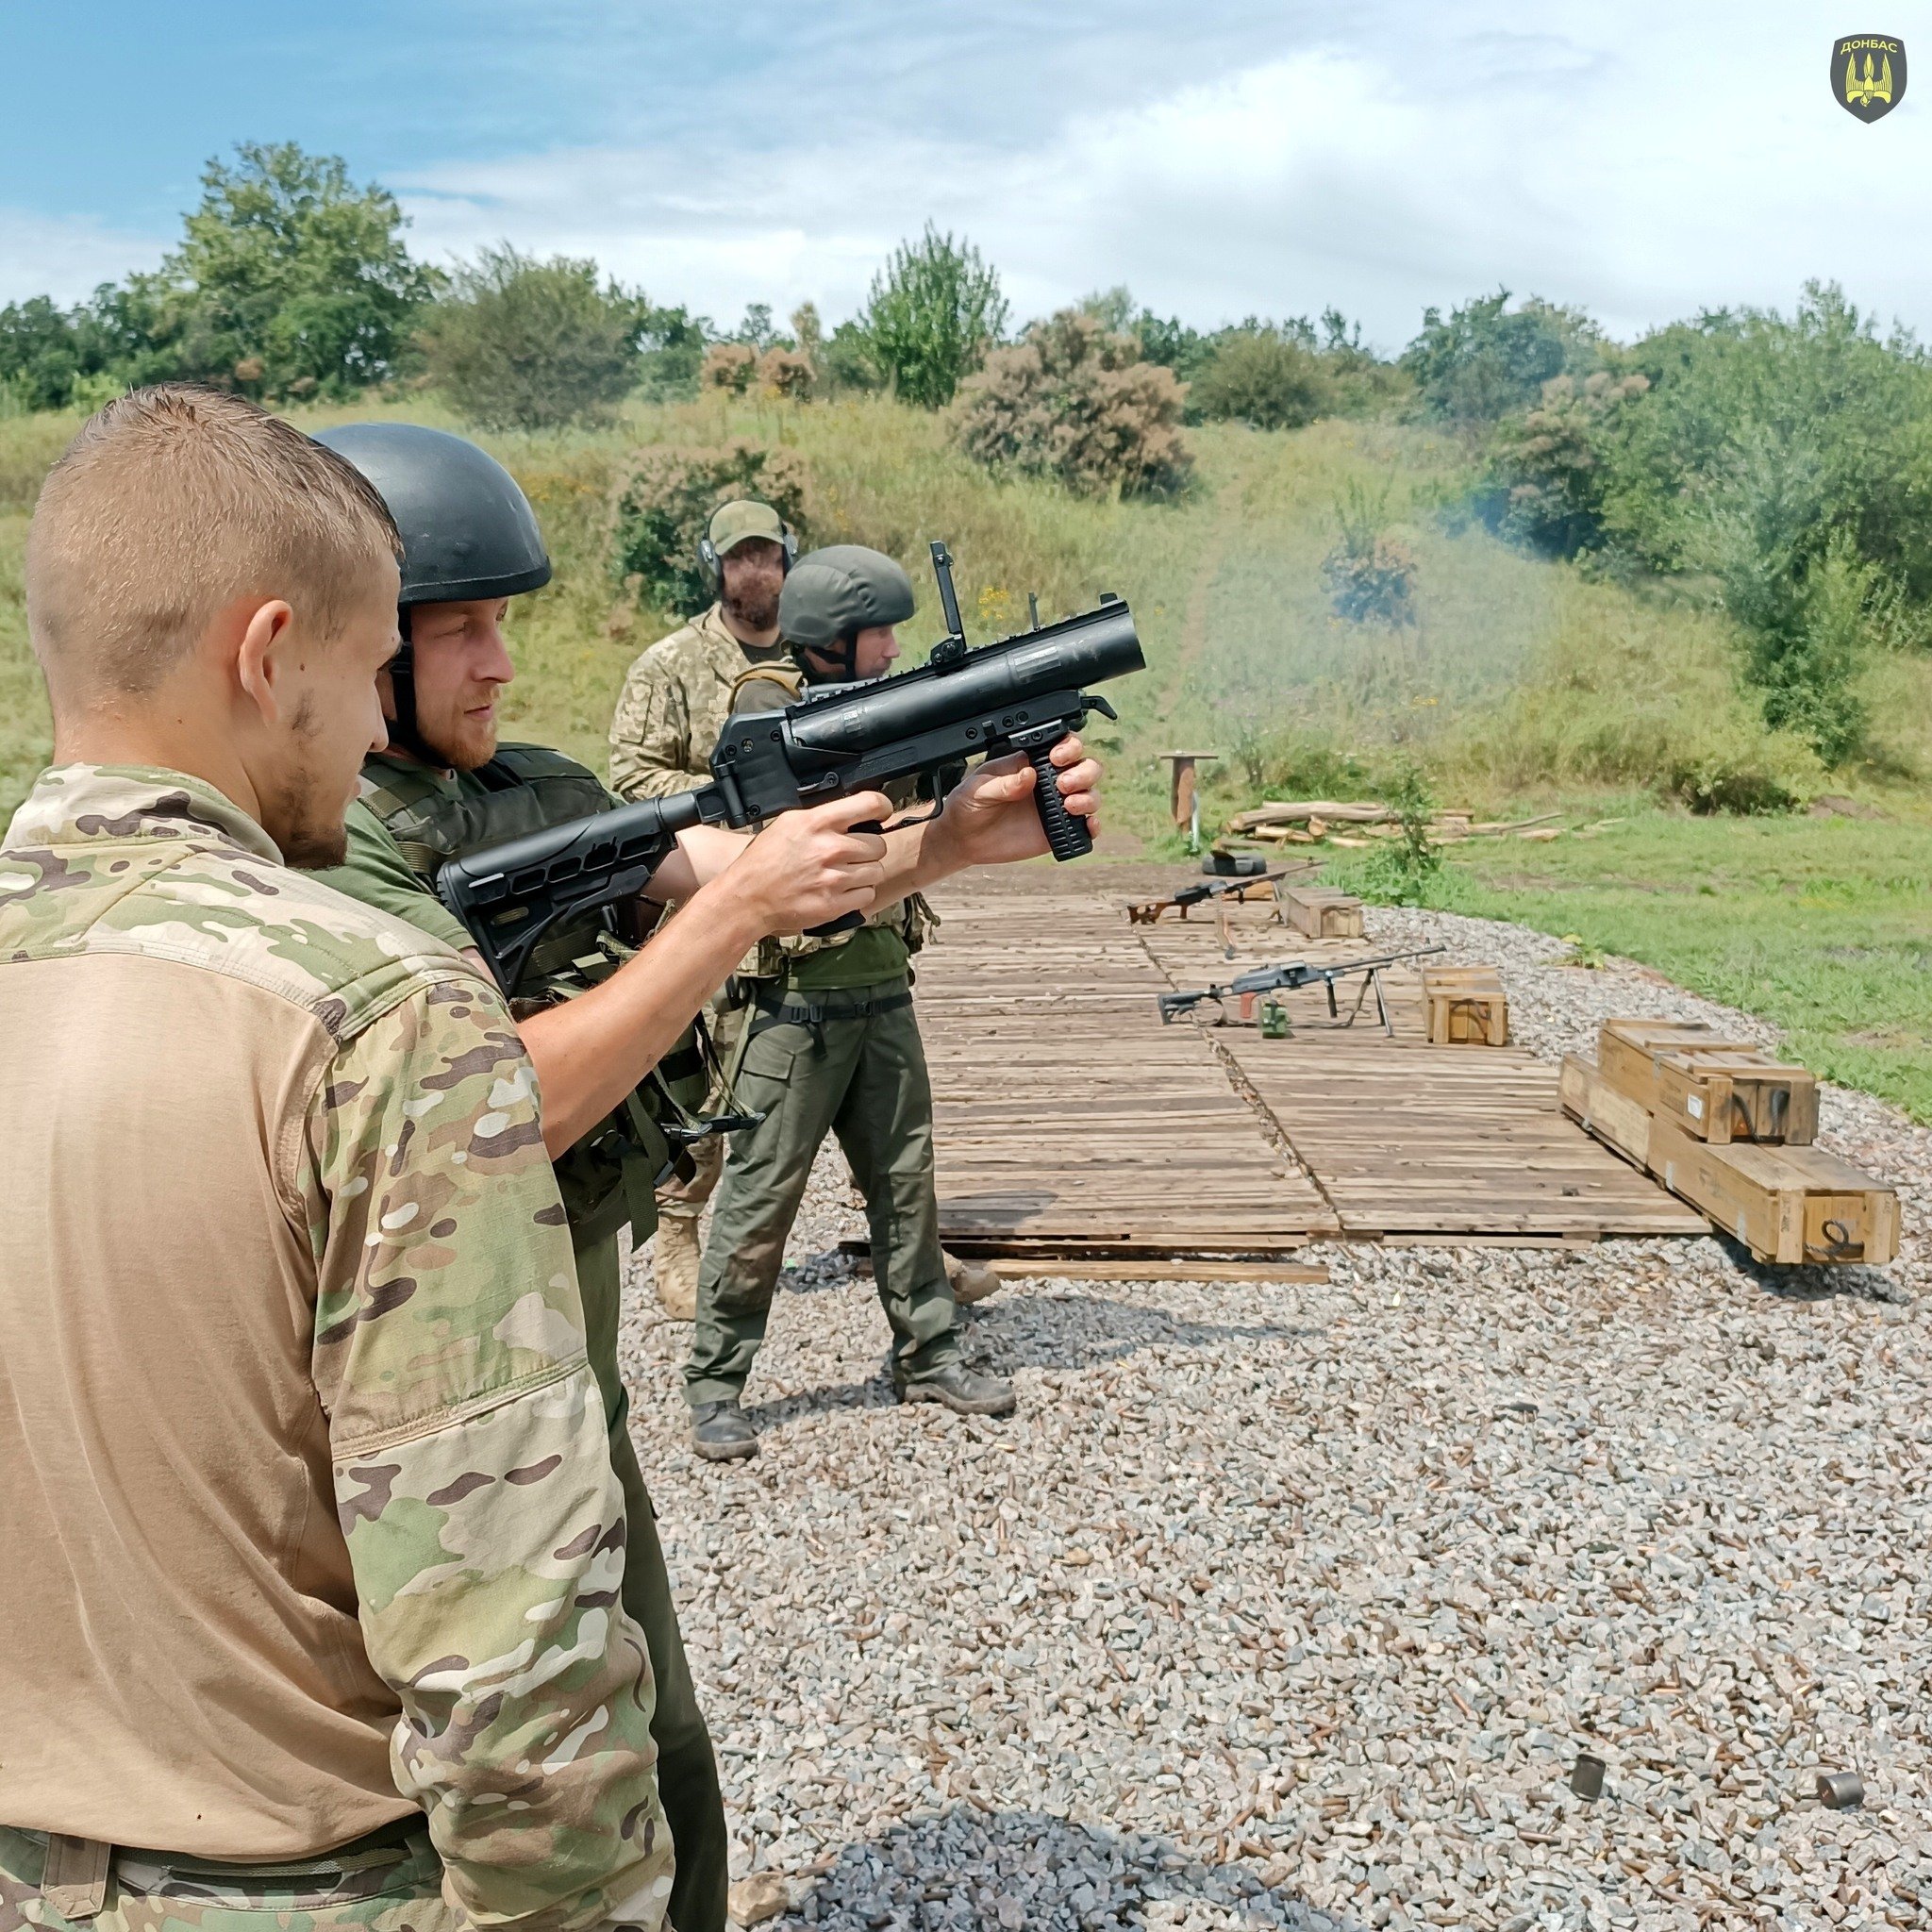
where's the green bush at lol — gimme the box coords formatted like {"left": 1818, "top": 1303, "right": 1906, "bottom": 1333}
{"left": 421, "top": 246, "right": 641, "bottom": 429}
{"left": 1347, "top": 766, "right": 1441, "bottom": 905}
{"left": 1402, "top": 290, "right": 1600, "bottom": 427}
{"left": 609, "top": 442, "right": 813, "bottom": 616}
{"left": 1484, "top": 370, "right": 1649, "bottom": 555}
{"left": 953, "top": 309, "right": 1191, "bottom": 499}
{"left": 1189, "top": 329, "right": 1334, "bottom": 430}
{"left": 863, "top": 225, "right": 1008, "bottom": 409}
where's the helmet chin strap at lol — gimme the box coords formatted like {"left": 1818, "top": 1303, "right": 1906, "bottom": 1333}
{"left": 385, "top": 608, "right": 437, "bottom": 763}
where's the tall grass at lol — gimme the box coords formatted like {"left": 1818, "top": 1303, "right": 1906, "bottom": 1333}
{"left": 1, "top": 393, "right": 1926, "bottom": 826}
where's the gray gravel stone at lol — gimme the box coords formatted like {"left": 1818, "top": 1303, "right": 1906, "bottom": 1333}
{"left": 619, "top": 907, "right": 1929, "bottom": 1932}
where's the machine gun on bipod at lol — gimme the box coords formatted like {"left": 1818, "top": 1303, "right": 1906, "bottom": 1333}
{"left": 437, "top": 541, "right": 1146, "bottom": 991}
{"left": 1156, "top": 945, "right": 1446, "bottom": 1037}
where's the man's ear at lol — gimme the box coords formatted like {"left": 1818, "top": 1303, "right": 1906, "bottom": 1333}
{"left": 234, "top": 599, "right": 297, "bottom": 728}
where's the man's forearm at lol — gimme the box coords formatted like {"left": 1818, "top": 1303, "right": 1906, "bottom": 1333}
{"left": 517, "top": 876, "right": 767, "bottom": 1157}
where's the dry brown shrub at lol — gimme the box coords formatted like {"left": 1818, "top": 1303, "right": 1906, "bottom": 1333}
{"left": 700, "top": 343, "right": 758, "bottom": 394}
{"left": 608, "top": 441, "right": 814, "bottom": 614}
{"left": 757, "top": 346, "right": 816, "bottom": 400}
{"left": 953, "top": 310, "right": 1191, "bottom": 498}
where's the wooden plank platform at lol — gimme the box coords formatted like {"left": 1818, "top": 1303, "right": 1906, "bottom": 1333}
{"left": 916, "top": 891, "right": 1338, "bottom": 1254}
{"left": 915, "top": 880, "right": 1705, "bottom": 1253}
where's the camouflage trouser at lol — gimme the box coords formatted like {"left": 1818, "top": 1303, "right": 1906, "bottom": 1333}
{"left": 0, "top": 1823, "right": 458, "bottom": 1932}
{"left": 655, "top": 1131, "right": 724, "bottom": 1231}
{"left": 684, "top": 978, "right": 958, "bottom": 1409}
{"left": 575, "top": 1228, "right": 726, "bottom": 1932}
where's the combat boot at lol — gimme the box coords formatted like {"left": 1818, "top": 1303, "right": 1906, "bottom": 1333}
{"left": 652, "top": 1216, "right": 700, "bottom": 1322}
{"left": 691, "top": 1400, "right": 758, "bottom": 1462}
{"left": 894, "top": 1363, "right": 1017, "bottom": 1416}
{"left": 943, "top": 1250, "right": 1004, "bottom": 1305}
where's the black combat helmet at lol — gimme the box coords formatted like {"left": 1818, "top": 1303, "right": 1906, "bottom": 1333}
{"left": 312, "top": 422, "right": 551, "bottom": 606}
{"left": 313, "top": 422, "right": 550, "bottom": 757}
{"left": 778, "top": 544, "right": 915, "bottom": 679}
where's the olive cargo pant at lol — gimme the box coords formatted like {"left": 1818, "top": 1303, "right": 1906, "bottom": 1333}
{"left": 685, "top": 978, "right": 959, "bottom": 1409}
{"left": 575, "top": 1227, "right": 727, "bottom": 1932}
{"left": 0, "top": 1824, "right": 458, "bottom": 1932}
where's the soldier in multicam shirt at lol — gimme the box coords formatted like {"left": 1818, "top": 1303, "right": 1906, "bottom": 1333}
{"left": 607, "top": 500, "right": 798, "bottom": 1320}
{"left": 0, "top": 385, "right": 676, "bottom": 1932}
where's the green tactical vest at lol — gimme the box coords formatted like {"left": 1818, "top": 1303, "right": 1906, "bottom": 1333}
{"left": 361, "top": 744, "right": 715, "bottom": 1250}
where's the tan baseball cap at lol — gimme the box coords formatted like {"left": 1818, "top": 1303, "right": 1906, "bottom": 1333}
{"left": 708, "top": 499, "right": 787, "bottom": 556}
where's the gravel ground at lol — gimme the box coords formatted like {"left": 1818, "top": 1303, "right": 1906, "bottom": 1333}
{"left": 619, "top": 903, "right": 1930, "bottom": 1932}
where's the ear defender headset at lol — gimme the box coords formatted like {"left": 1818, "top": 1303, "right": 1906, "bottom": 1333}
{"left": 696, "top": 504, "right": 798, "bottom": 592}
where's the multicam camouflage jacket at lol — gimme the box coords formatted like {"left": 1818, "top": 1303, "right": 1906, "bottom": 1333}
{"left": 608, "top": 602, "right": 790, "bottom": 801}
{"left": 0, "top": 767, "right": 672, "bottom": 1928}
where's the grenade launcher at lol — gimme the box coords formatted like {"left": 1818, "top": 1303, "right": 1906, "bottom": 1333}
{"left": 438, "top": 541, "right": 1144, "bottom": 991}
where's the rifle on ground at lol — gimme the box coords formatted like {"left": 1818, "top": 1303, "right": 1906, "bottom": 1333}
{"left": 1126, "top": 865, "right": 1307, "bottom": 925}
{"left": 1156, "top": 946, "right": 1446, "bottom": 1032}
{"left": 438, "top": 541, "right": 1145, "bottom": 991}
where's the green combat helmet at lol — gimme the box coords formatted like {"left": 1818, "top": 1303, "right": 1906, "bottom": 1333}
{"left": 778, "top": 544, "right": 916, "bottom": 680}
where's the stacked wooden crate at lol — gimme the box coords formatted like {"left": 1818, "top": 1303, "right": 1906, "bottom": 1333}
{"left": 1560, "top": 1020, "right": 1898, "bottom": 1265}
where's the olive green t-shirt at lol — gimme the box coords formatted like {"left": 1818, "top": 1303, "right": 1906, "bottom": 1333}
{"left": 321, "top": 796, "right": 475, "bottom": 953}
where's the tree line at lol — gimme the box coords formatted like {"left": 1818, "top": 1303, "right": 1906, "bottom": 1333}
{"left": 6, "top": 142, "right": 1927, "bottom": 772}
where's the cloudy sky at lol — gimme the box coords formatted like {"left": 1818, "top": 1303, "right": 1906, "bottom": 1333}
{"left": 4, "top": 1, "right": 1927, "bottom": 350}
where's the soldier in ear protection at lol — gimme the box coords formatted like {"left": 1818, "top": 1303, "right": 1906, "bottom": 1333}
{"left": 608, "top": 510, "right": 1002, "bottom": 1334}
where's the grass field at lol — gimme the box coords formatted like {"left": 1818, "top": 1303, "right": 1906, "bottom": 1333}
{"left": 1415, "top": 808, "right": 1932, "bottom": 1124}
{"left": 3, "top": 392, "right": 1928, "bottom": 1115}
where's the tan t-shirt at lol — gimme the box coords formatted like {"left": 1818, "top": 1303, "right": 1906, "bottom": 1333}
{"left": 0, "top": 766, "right": 671, "bottom": 1924}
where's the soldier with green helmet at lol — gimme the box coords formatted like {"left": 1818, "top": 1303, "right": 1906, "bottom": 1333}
{"left": 608, "top": 508, "right": 1002, "bottom": 1324}
{"left": 678, "top": 544, "right": 1016, "bottom": 1465}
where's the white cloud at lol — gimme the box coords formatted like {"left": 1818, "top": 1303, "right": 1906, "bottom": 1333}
{"left": 0, "top": 209, "right": 168, "bottom": 307}
{"left": 393, "top": 3, "right": 1932, "bottom": 347}
{"left": 8, "top": 1, "right": 1928, "bottom": 347}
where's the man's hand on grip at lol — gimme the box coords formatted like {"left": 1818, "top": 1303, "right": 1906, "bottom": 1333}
{"left": 932, "top": 735, "right": 1104, "bottom": 870}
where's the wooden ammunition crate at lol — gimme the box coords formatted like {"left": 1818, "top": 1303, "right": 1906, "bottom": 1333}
{"left": 1559, "top": 1054, "right": 1652, "bottom": 1168}
{"left": 1280, "top": 886, "right": 1365, "bottom": 941}
{"left": 1423, "top": 965, "right": 1508, "bottom": 1046}
{"left": 1597, "top": 1018, "right": 1754, "bottom": 1111}
{"left": 1647, "top": 1118, "right": 1899, "bottom": 1266}
{"left": 1653, "top": 1050, "right": 1818, "bottom": 1146}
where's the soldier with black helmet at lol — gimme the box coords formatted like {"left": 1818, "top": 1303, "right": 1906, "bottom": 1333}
{"left": 677, "top": 545, "right": 1015, "bottom": 1466}
{"left": 308, "top": 425, "right": 891, "bottom": 1932}
{"left": 306, "top": 430, "right": 1106, "bottom": 1922}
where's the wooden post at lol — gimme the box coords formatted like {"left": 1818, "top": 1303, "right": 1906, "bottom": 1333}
{"left": 1158, "top": 750, "right": 1219, "bottom": 828}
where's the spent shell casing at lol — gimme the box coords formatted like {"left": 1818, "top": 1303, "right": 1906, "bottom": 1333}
{"left": 1570, "top": 1753, "right": 1606, "bottom": 1800}
{"left": 1816, "top": 1770, "right": 1864, "bottom": 1808}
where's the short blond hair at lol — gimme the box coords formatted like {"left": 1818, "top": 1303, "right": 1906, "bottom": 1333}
{"left": 25, "top": 384, "right": 403, "bottom": 704}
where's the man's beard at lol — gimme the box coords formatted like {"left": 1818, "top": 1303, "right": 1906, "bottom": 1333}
{"left": 269, "top": 698, "right": 352, "bottom": 870}
{"left": 269, "top": 767, "right": 351, "bottom": 871}
{"left": 724, "top": 581, "right": 781, "bottom": 633}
